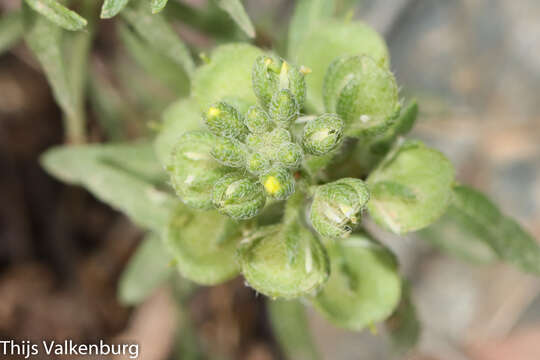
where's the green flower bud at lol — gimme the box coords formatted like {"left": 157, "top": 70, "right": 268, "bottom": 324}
{"left": 212, "top": 173, "right": 266, "bottom": 220}
{"left": 260, "top": 166, "right": 295, "bottom": 200}
{"left": 169, "top": 131, "right": 229, "bottom": 209}
{"left": 252, "top": 55, "right": 280, "bottom": 109}
{"left": 247, "top": 128, "right": 291, "bottom": 159}
{"left": 269, "top": 89, "right": 298, "bottom": 127}
{"left": 323, "top": 55, "right": 400, "bottom": 137}
{"left": 252, "top": 55, "right": 307, "bottom": 111}
{"left": 245, "top": 105, "right": 273, "bottom": 134}
{"left": 203, "top": 102, "right": 248, "bottom": 140}
{"left": 246, "top": 152, "right": 271, "bottom": 175}
{"left": 310, "top": 178, "right": 370, "bottom": 238}
{"left": 277, "top": 142, "right": 303, "bottom": 169}
{"left": 302, "top": 113, "right": 344, "bottom": 155}
{"left": 211, "top": 137, "right": 246, "bottom": 167}
{"left": 238, "top": 221, "right": 329, "bottom": 299}
{"left": 280, "top": 60, "right": 307, "bottom": 111}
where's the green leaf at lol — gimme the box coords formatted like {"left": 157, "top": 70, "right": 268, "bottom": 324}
{"left": 295, "top": 20, "right": 389, "bottom": 112}
{"left": 268, "top": 300, "right": 321, "bottom": 360}
{"left": 62, "top": 1, "right": 96, "bottom": 142}
{"left": 443, "top": 185, "right": 540, "bottom": 274}
{"left": 394, "top": 100, "right": 418, "bottom": 136}
{"left": 24, "top": 0, "right": 87, "bottom": 31}
{"left": 150, "top": 0, "right": 168, "bottom": 14}
{"left": 23, "top": 5, "right": 81, "bottom": 141}
{"left": 312, "top": 233, "right": 402, "bottom": 330}
{"left": 0, "top": 11, "right": 24, "bottom": 54}
{"left": 101, "top": 0, "right": 129, "bottom": 19}
{"left": 154, "top": 98, "right": 202, "bottom": 168}
{"left": 164, "top": 205, "right": 242, "bottom": 285}
{"left": 367, "top": 141, "right": 455, "bottom": 234}
{"left": 88, "top": 67, "right": 127, "bottom": 141}
{"left": 118, "top": 23, "right": 190, "bottom": 95}
{"left": 121, "top": 0, "right": 195, "bottom": 77}
{"left": 40, "top": 143, "right": 175, "bottom": 232}
{"left": 287, "top": 0, "right": 335, "bottom": 60}
{"left": 192, "top": 43, "right": 264, "bottom": 111}
{"left": 385, "top": 282, "right": 421, "bottom": 353}
{"left": 215, "top": 0, "right": 255, "bottom": 38}
{"left": 118, "top": 232, "right": 173, "bottom": 305}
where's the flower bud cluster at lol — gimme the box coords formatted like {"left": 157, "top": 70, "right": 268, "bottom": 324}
{"left": 168, "top": 55, "right": 345, "bottom": 220}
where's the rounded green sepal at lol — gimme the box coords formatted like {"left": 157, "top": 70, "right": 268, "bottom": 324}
{"left": 302, "top": 113, "right": 344, "bottom": 155}
{"left": 192, "top": 43, "right": 264, "bottom": 110}
{"left": 246, "top": 151, "right": 271, "bottom": 175}
{"left": 169, "top": 130, "right": 229, "bottom": 209}
{"left": 203, "top": 102, "right": 248, "bottom": 140}
{"left": 310, "top": 178, "right": 370, "bottom": 238}
{"left": 154, "top": 98, "right": 202, "bottom": 168}
{"left": 164, "top": 205, "right": 242, "bottom": 285}
{"left": 260, "top": 166, "right": 295, "bottom": 200}
{"left": 269, "top": 89, "right": 299, "bottom": 127}
{"left": 312, "top": 233, "right": 402, "bottom": 330}
{"left": 238, "top": 221, "right": 330, "bottom": 299}
{"left": 212, "top": 173, "right": 266, "bottom": 220}
{"left": 367, "top": 140, "right": 455, "bottom": 234}
{"left": 247, "top": 128, "right": 291, "bottom": 159}
{"left": 277, "top": 142, "right": 303, "bottom": 169}
{"left": 211, "top": 137, "right": 246, "bottom": 168}
{"left": 252, "top": 55, "right": 280, "bottom": 109}
{"left": 327, "top": 55, "right": 400, "bottom": 137}
{"left": 245, "top": 105, "right": 273, "bottom": 134}
{"left": 295, "top": 20, "right": 389, "bottom": 112}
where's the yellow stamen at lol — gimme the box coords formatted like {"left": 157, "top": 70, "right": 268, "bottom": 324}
{"left": 264, "top": 176, "right": 281, "bottom": 195}
{"left": 207, "top": 107, "right": 220, "bottom": 117}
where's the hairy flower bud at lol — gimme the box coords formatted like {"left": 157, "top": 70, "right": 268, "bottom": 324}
{"left": 245, "top": 105, "right": 273, "bottom": 134}
{"left": 280, "top": 60, "right": 307, "bottom": 110}
{"left": 252, "top": 55, "right": 280, "bottom": 109}
{"left": 323, "top": 55, "right": 400, "bottom": 137}
{"left": 302, "top": 113, "right": 344, "bottom": 155}
{"left": 277, "top": 142, "right": 303, "bottom": 169}
{"left": 238, "top": 221, "right": 329, "bottom": 299}
{"left": 169, "top": 131, "right": 229, "bottom": 209}
{"left": 211, "top": 137, "right": 246, "bottom": 167}
{"left": 252, "top": 55, "right": 307, "bottom": 111}
{"left": 212, "top": 173, "right": 266, "bottom": 220}
{"left": 269, "top": 89, "right": 299, "bottom": 127}
{"left": 203, "top": 102, "right": 248, "bottom": 140}
{"left": 310, "top": 178, "right": 370, "bottom": 238}
{"left": 246, "top": 152, "right": 271, "bottom": 175}
{"left": 260, "top": 166, "right": 295, "bottom": 200}
{"left": 247, "top": 128, "right": 291, "bottom": 159}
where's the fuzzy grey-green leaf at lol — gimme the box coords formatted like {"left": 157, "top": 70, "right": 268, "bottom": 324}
{"left": 150, "top": 0, "right": 168, "bottom": 14}
{"left": 118, "top": 233, "right": 173, "bottom": 305}
{"left": 215, "top": 0, "right": 255, "bottom": 38}
{"left": 121, "top": 0, "right": 194, "bottom": 76}
{"left": 41, "top": 143, "right": 175, "bottom": 232}
{"left": 165, "top": 205, "right": 242, "bottom": 285}
{"left": 312, "top": 234, "right": 401, "bottom": 330}
{"left": 367, "top": 141, "right": 455, "bottom": 234}
{"left": 25, "top": 0, "right": 87, "bottom": 31}
{"left": 101, "top": 0, "right": 129, "bottom": 18}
